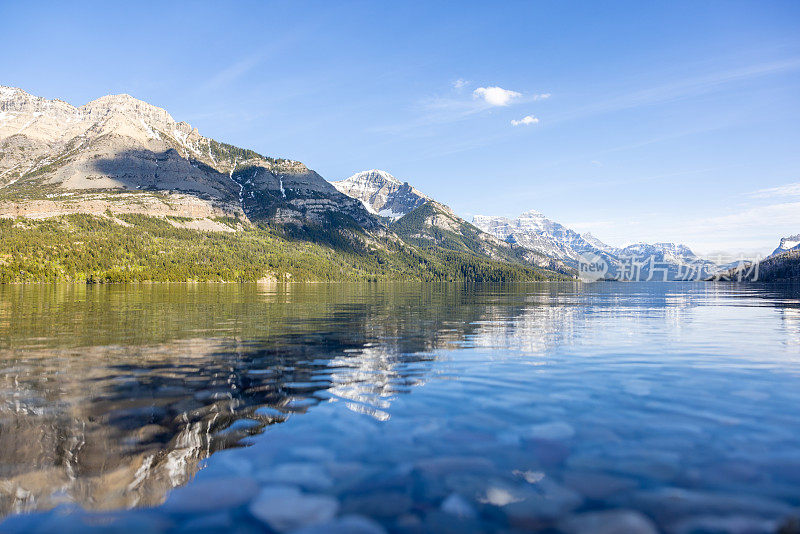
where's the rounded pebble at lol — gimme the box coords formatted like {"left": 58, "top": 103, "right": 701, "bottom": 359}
{"left": 248, "top": 485, "right": 339, "bottom": 532}
{"left": 559, "top": 510, "right": 658, "bottom": 534}
{"left": 162, "top": 476, "right": 259, "bottom": 514}
{"left": 441, "top": 493, "right": 477, "bottom": 519}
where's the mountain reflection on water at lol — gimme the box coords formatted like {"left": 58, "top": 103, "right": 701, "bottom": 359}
{"left": 0, "top": 284, "right": 466, "bottom": 516}
{"left": 0, "top": 282, "right": 799, "bottom": 532}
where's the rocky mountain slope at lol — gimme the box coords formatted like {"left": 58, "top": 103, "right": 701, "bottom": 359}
{"left": 770, "top": 234, "right": 800, "bottom": 257}
{"left": 716, "top": 234, "right": 800, "bottom": 282}
{"left": 753, "top": 248, "right": 800, "bottom": 281}
{"left": 474, "top": 210, "right": 719, "bottom": 281}
{"left": 473, "top": 210, "right": 617, "bottom": 265}
{"left": 332, "top": 169, "right": 430, "bottom": 219}
{"left": 391, "top": 201, "right": 569, "bottom": 272}
{"left": 330, "top": 171, "right": 570, "bottom": 272}
{"left": 0, "top": 86, "right": 375, "bottom": 229}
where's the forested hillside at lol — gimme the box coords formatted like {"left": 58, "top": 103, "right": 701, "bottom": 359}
{"left": 0, "top": 215, "right": 569, "bottom": 283}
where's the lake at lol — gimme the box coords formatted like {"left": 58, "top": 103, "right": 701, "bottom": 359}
{"left": 0, "top": 282, "right": 799, "bottom": 533}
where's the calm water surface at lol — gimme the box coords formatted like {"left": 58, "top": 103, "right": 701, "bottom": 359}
{"left": 0, "top": 282, "right": 799, "bottom": 533}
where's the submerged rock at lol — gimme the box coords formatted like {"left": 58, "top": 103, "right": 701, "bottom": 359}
{"left": 248, "top": 485, "right": 339, "bottom": 532}
{"left": 500, "top": 479, "right": 584, "bottom": 525}
{"left": 779, "top": 517, "right": 800, "bottom": 534}
{"left": 161, "top": 476, "right": 259, "bottom": 513}
{"left": 261, "top": 462, "right": 333, "bottom": 490}
{"left": 524, "top": 421, "right": 576, "bottom": 441}
{"left": 292, "top": 514, "right": 386, "bottom": 534}
{"left": 668, "top": 514, "right": 779, "bottom": 534}
{"left": 342, "top": 491, "right": 413, "bottom": 518}
{"left": 627, "top": 487, "right": 792, "bottom": 523}
{"left": 559, "top": 509, "right": 658, "bottom": 534}
{"left": 441, "top": 493, "right": 477, "bottom": 519}
{"left": 561, "top": 471, "right": 639, "bottom": 500}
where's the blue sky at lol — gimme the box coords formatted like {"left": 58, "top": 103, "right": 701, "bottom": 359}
{"left": 2, "top": 1, "right": 799, "bottom": 257}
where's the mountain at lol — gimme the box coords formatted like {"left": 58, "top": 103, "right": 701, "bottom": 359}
{"left": 617, "top": 242, "right": 700, "bottom": 265}
{"left": 770, "top": 234, "right": 800, "bottom": 257}
{"left": 473, "top": 210, "right": 619, "bottom": 265}
{"left": 0, "top": 86, "right": 566, "bottom": 283}
{"left": 715, "top": 234, "right": 800, "bottom": 282}
{"left": 330, "top": 172, "right": 570, "bottom": 272}
{"left": 714, "top": 248, "right": 800, "bottom": 282}
{"left": 473, "top": 210, "right": 719, "bottom": 281}
{"left": 391, "top": 201, "right": 569, "bottom": 272}
{"left": 332, "top": 169, "right": 430, "bottom": 219}
{"left": 0, "top": 86, "right": 375, "bottom": 229}
{"left": 754, "top": 248, "right": 800, "bottom": 281}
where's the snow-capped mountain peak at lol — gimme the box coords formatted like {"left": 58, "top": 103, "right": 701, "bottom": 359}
{"left": 360, "top": 169, "right": 401, "bottom": 185}
{"left": 520, "top": 209, "right": 545, "bottom": 218}
{"left": 620, "top": 242, "right": 695, "bottom": 259}
{"left": 474, "top": 210, "right": 718, "bottom": 280}
{"left": 473, "top": 211, "right": 606, "bottom": 264}
{"left": 770, "top": 234, "right": 800, "bottom": 257}
{"left": 332, "top": 169, "right": 429, "bottom": 219}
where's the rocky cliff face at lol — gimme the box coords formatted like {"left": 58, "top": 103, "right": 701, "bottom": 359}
{"left": 0, "top": 86, "right": 376, "bottom": 229}
{"left": 332, "top": 169, "right": 430, "bottom": 219}
{"left": 473, "top": 210, "right": 614, "bottom": 264}
{"left": 391, "top": 202, "right": 569, "bottom": 271}
{"left": 770, "top": 234, "right": 800, "bottom": 257}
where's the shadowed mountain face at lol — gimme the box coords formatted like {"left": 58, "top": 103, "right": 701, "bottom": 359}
{"left": 392, "top": 201, "right": 571, "bottom": 272}
{"left": 0, "top": 86, "right": 375, "bottom": 229}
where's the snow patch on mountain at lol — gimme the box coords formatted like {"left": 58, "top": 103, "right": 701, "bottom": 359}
{"left": 770, "top": 234, "right": 800, "bottom": 257}
{"left": 332, "top": 169, "right": 430, "bottom": 220}
{"left": 474, "top": 210, "right": 719, "bottom": 281}
{"left": 473, "top": 210, "right": 610, "bottom": 265}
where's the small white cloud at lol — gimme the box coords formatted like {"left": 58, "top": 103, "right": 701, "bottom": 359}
{"left": 473, "top": 86, "right": 522, "bottom": 106}
{"left": 749, "top": 181, "right": 800, "bottom": 198}
{"left": 453, "top": 78, "right": 469, "bottom": 89}
{"left": 533, "top": 93, "right": 551, "bottom": 100}
{"left": 511, "top": 115, "right": 539, "bottom": 126}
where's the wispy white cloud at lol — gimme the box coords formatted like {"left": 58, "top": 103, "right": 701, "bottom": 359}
{"left": 748, "top": 181, "right": 800, "bottom": 198}
{"left": 202, "top": 53, "right": 267, "bottom": 91}
{"left": 511, "top": 115, "right": 539, "bottom": 126}
{"left": 697, "top": 201, "right": 800, "bottom": 231}
{"left": 370, "top": 84, "right": 550, "bottom": 136}
{"left": 473, "top": 86, "right": 521, "bottom": 106}
{"left": 453, "top": 78, "right": 469, "bottom": 89}
{"left": 199, "top": 32, "right": 308, "bottom": 92}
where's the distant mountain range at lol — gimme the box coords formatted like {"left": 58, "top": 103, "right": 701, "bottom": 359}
{"left": 473, "top": 211, "right": 720, "bottom": 281}
{"left": 1, "top": 85, "right": 795, "bottom": 282}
